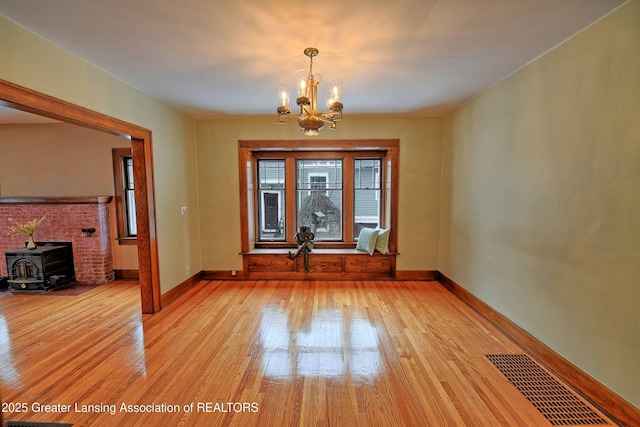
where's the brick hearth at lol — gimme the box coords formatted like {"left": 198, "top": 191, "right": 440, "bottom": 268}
{"left": 1, "top": 197, "right": 114, "bottom": 284}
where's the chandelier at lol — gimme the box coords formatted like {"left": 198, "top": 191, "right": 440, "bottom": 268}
{"left": 277, "top": 47, "right": 343, "bottom": 136}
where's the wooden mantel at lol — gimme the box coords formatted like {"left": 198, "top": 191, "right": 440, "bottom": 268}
{"left": 0, "top": 196, "right": 112, "bottom": 204}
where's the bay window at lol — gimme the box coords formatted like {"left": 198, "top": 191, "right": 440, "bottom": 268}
{"left": 240, "top": 140, "right": 398, "bottom": 252}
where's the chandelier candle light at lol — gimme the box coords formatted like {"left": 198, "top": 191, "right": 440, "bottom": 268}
{"left": 277, "top": 47, "right": 344, "bottom": 136}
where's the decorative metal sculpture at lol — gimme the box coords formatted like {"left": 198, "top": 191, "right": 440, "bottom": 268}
{"left": 287, "top": 225, "right": 315, "bottom": 271}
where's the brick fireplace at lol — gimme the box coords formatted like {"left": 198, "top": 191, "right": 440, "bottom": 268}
{"left": 0, "top": 197, "right": 114, "bottom": 284}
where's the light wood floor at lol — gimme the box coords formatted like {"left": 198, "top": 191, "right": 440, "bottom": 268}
{"left": 0, "top": 280, "right": 614, "bottom": 426}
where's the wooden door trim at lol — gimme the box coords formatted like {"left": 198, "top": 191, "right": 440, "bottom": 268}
{"left": 0, "top": 78, "right": 161, "bottom": 313}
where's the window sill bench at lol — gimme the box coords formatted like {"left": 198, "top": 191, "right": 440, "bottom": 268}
{"left": 241, "top": 248, "right": 397, "bottom": 280}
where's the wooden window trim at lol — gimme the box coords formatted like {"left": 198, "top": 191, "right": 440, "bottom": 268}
{"left": 239, "top": 139, "right": 399, "bottom": 253}
{"left": 112, "top": 147, "right": 137, "bottom": 244}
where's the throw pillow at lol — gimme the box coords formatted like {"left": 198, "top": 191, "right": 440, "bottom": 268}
{"left": 374, "top": 227, "right": 390, "bottom": 254}
{"left": 356, "top": 228, "right": 380, "bottom": 256}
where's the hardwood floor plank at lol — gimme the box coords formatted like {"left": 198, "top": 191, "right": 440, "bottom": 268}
{"left": 0, "top": 279, "right": 616, "bottom": 426}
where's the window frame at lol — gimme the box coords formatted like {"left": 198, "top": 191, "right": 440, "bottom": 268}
{"left": 239, "top": 139, "right": 399, "bottom": 252}
{"left": 354, "top": 158, "right": 383, "bottom": 236}
{"left": 112, "top": 147, "right": 137, "bottom": 245}
{"left": 296, "top": 157, "right": 343, "bottom": 241}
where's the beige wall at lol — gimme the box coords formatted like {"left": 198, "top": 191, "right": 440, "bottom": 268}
{"left": 0, "top": 123, "right": 138, "bottom": 269}
{"left": 1, "top": 14, "right": 201, "bottom": 293}
{"left": 0, "top": 123, "right": 127, "bottom": 197}
{"left": 440, "top": 1, "right": 640, "bottom": 407}
{"left": 195, "top": 115, "right": 442, "bottom": 272}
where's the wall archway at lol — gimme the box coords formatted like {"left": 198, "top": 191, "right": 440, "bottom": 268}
{"left": 0, "top": 78, "right": 160, "bottom": 313}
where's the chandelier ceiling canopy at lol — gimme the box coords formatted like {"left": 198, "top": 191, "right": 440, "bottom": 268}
{"left": 277, "top": 48, "right": 343, "bottom": 137}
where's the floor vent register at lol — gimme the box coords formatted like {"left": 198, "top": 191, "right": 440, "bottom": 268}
{"left": 486, "top": 353, "right": 613, "bottom": 426}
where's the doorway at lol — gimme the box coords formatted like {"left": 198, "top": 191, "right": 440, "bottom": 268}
{"left": 0, "top": 78, "right": 161, "bottom": 313}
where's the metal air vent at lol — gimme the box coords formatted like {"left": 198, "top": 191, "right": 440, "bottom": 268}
{"left": 486, "top": 354, "right": 612, "bottom": 426}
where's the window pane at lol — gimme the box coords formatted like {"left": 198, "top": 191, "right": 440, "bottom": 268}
{"left": 123, "top": 156, "right": 137, "bottom": 237}
{"left": 258, "top": 160, "right": 286, "bottom": 240}
{"left": 297, "top": 160, "right": 342, "bottom": 240}
{"left": 126, "top": 158, "right": 135, "bottom": 189}
{"left": 126, "top": 189, "right": 137, "bottom": 236}
{"left": 354, "top": 159, "right": 381, "bottom": 238}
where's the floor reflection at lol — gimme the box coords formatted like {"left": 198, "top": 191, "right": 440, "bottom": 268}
{"left": 131, "top": 320, "right": 148, "bottom": 377}
{"left": 0, "top": 314, "right": 20, "bottom": 388}
{"left": 259, "top": 306, "right": 382, "bottom": 382}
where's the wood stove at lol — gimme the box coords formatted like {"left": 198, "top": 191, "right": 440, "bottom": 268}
{"left": 4, "top": 242, "right": 75, "bottom": 291}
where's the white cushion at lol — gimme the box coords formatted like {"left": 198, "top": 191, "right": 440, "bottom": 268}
{"left": 375, "top": 228, "right": 390, "bottom": 254}
{"left": 356, "top": 228, "right": 380, "bottom": 255}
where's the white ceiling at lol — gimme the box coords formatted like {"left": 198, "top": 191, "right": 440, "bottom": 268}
{"left": 0, "top": 0, "right": 627, "bottom": 120}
